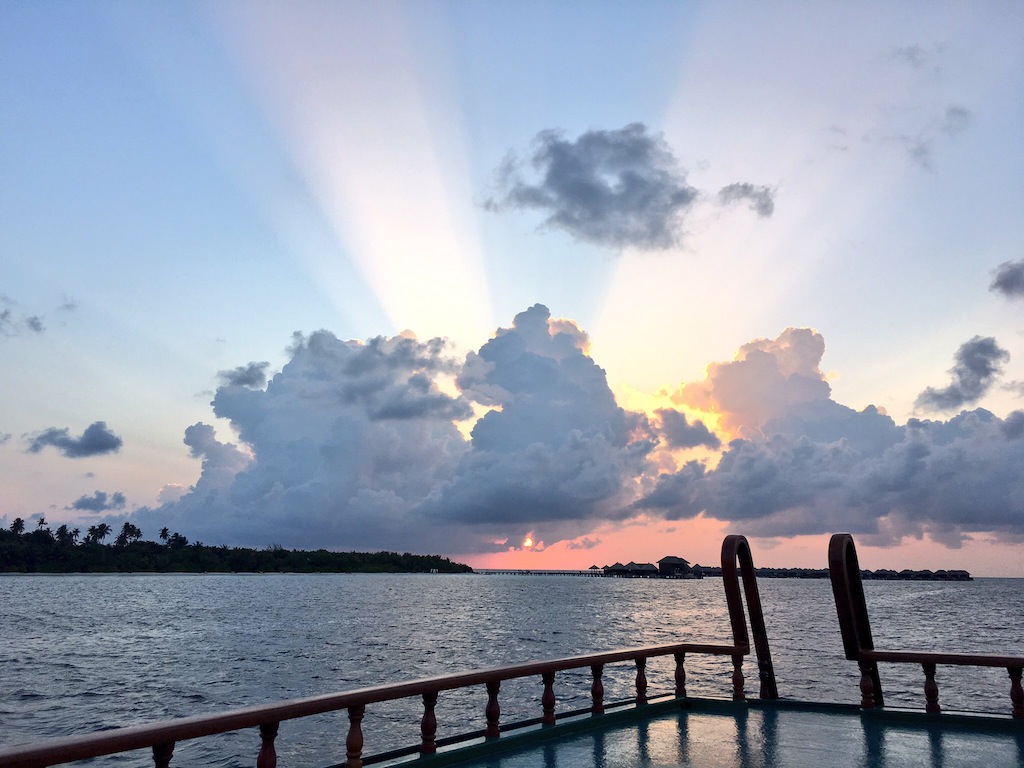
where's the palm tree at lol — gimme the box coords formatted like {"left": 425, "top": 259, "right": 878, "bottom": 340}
{"left": 36, "top": 516, "right": 47, "bottom": 530}
{"left": 86, "top": 523, "right": 112, "bottom": 545}
{"left": 10, "top": 518, "right": 25, "bottom": 535}
{"left": 159, "top": 527, "right": 170, "bottom": 544}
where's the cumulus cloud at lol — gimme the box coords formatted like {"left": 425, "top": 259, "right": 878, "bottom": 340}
{"left": 990, "top": 259, "right": 1024, "bottom": 299}
{"left": 718, "top": 183, "right": 775, "bottom": 218}
{"left": 915, "top": 336, "right": 1009, "bottom": 411}
{"left": 655, "top": 409, "right": 720, "bottom": 449}
{"left": 131, "top": 331, "right": 476, "bottom": 551}
{"left": 26, "top": 421, "right": 123, "bottom": 458}
{"left": 674, "top": 328, "right": 832, "bottom": 436}
{"left": 566, "top": 536, "right": 601, "bottom": 550}
{"left": 68, "top": 490, "right": 126, "bottom": 512}
{"left": 486, "top": 123, "right": 699, "bottom": 250}
{"left": 218, "top": 361, "right": 271, "bottom": 388}
{"left": 425, "top": 304, "right": 655, "bottom": 546}
{"left": 638, "top": 329, "right": 1024, "bottom": 546}
{"left": 125, "top": 315, "right": 1024, "bottom": 552}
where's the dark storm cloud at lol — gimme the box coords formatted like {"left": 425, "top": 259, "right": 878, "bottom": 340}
{"left": 68, "top": 490, "right": 126, "bottom": 512}
{"left": 0, "top": 432, "right": 11, "bottom": 445}
{"left": 655, "top": 409, "right": 721, "bottom": 449}
{"left": 218, "top": 361, "right": 271, "bottom": 388}
{"left": 915, "top": 336, "right": 1009, "bottom": 411}
{"left": 25, "top": 315, "right": 44, "bottom": 333}
{"left": 486, "top": 123, "right": 699, "bottom": 250}
{"left": 990, "top": 259, "right": 1024, "bottom": 299}
{"left": 26, "top": 421, "right": 124, "bottom": 458}
{"left": 717, "top": 183, "right": 775, "bottom": 218}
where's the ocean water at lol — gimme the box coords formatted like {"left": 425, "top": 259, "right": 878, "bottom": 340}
{"left": 1, "top": 574, "right": 1021, "bottom": 766}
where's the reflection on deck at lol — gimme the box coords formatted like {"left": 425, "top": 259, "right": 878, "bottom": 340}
{"left": 416, "top": 699, "right": 1024, "bottom": 768}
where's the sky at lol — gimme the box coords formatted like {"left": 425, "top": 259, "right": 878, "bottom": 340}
{"left": 2, "top": 1, "right": 1024, "bottom": 576}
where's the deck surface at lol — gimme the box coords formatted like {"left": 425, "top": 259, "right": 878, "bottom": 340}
{"left": 423, "top": 702, "right": 1024, "bottom": 768}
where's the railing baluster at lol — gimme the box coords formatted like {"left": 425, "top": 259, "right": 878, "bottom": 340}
{"left": 858, "top": 660, "right": 877, "bottom": 708}
{"left": 732, "top": 654, "right": 745, "bottom": 700}
{"left": 674, "top": 652, "right": 687, "bottom": 698}
{"left": 420, "top": 691, "right": 438, "bottom": 754}
{"left": 635, "top": 657, "right": 648, "bottom": 705}
{"left": 346, "top": 704, "right": 364, "bottom": 768}
{"left": 485, "top": 681, "right": 501, "bottom": 738}
{"left": 1009, "top": 666, "right": 1024, "bottom": 719}
{"left": 541, "top": 671, "right": 556, "bottom": 725}
{"left": 591, "top": 663, "right": 605, "bottom": 714}
{"left": 257, "top": 722, "right": 278, "bottom": 768}
{"left": 922, "top": 663, "right": 940, "bottom": 713}
{"left": 152, "top": 742, "right": 174, "bottom": 768}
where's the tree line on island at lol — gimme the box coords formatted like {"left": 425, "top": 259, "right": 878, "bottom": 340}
{"left": 0, "top": 517, "right": 473, "bottom": 574}
{"left": 594, "top": 554, "right": 971, "bottom": 581}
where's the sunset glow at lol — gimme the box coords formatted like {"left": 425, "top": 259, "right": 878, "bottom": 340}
{"left": 2, "top": 3, "right": 1023, "bottom": 576}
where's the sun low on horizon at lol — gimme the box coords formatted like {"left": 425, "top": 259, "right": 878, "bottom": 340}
{"left": 2, "top": 2, "right": 1024, "bottom": 577}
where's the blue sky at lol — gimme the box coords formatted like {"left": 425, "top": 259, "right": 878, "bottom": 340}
{"left": 3, "top": 2, "right": 1023, "bottom": 573}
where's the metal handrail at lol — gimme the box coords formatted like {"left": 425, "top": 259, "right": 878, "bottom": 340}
{"left": 0, "top": 535, "right": 777, "bottom": 767}
{"left": 828, "top": 532, "right": 1024, "bottom": 718}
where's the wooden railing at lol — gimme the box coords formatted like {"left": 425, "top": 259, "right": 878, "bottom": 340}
{"left": 0, "top": 535, "right": 778, "bottom": 768}
{"left": 828, "top": 532, "right": 1024, "bottom": 718}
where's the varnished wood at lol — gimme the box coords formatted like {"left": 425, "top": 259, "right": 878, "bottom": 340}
{"left": 1009, "top": 666, "right": 1023, "bottom": 719}
{"left": 732, "top": 654, "right": 745, "bottom": 701}
{"left": 635, "top": 657, "right": 648, "bottom": 705}
{"left": 346, "top": 704, "right": 364, "bottom": 768}
{"left": 923, "top": 663, "right": 940, "bottom": 713}
{"left": 541, "top": 671, "right": 556, "bottom": 725}
{"left": 485, "top": 681, "right": 501, "bottom": 738}
{"left": 420, "top": 691, "right": 438, "bottom": 754}
{"left": 590, "top": 663, "right": 605, "bottom": 714}
{"left": 674, "top": 652, "right": 686, "bottom": 698}
{"left": 256, "top": 722, "right": 278, "bottom": 768}
{"left": 859, "top": 661, "right": 877, "bottom": 708}
{"left": 151, "top": 742, "right": 174, "bottom": 768}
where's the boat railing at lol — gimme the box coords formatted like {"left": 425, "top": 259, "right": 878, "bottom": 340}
{"left": 0, "top": 535, "right": 778, "bottom": 768}
{"left": 828, "top": 532, "right": 1024, "bottom": 719}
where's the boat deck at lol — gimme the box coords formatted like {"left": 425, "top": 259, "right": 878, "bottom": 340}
{"left": 407, "top": 699, "right": 1024, "bottom": 768}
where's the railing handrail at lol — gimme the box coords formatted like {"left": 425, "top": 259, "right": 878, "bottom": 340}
{"left": 827, "top": 532, "right": 1024, "bottom": 719}
{"left": 0, "top": 640, "right": 743, "bottom": 768}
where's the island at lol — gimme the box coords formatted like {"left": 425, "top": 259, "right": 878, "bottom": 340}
{"left": 0, "top": 518, "right": 473, "bottom": 574}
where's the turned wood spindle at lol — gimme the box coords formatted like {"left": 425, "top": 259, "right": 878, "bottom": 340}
{"left": 346, "top": 704, "right": 365, "bottom": 768}
{"left": 541, "top": 671, "right": 556, "bottom": 725}
{"left": 1008, "top": 666, "right": 1024, "bottom": 719}
{"left": 420, "top": 691, "right": 438, "bottom": 754}
{"left": 858, "top": 661, "right": 877, "bottom": 709}
{"left": 591, "top": 663, "right": 605, "bottom": 714}
{"left": 635, "top": 657, "right": 648, "bottom": 705}
{"left": 257, "top": 722, "right": 279, "bottom": 768}
{"left": 152, "top": 742, "right": 174, "bottom": 768}
{"left": 731, "top": 654, "right": 745, "bottom": 701}
{"left": 922, "top": 663, "right": 940, "bottom": 713}
{"left": 674, "top": 652, "right": 687, "bottom": 698}
{"left": 485, "top": 680, "right": 501, "bottom": 738}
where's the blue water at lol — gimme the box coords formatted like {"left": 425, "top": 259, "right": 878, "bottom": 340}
{"left": 1, "top": 574, "right": 1021, "bottom": 766}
